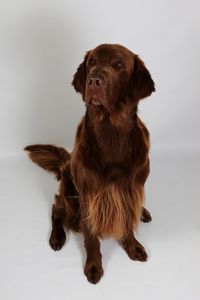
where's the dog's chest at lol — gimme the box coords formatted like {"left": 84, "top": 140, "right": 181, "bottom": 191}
{"left": 83, "top": 180, "right": 143, "bottom": 239}
{"left": 84, "top": 183, "right": 131, "bottom": 239}
{"left": 97, "top": 125, "right": 131, "bottom": 158}
{"left": 103, "top": 163, "right": 129, "bottom": 182}
{"left": 71, "top": 153, "right": 144, "bottom": 240}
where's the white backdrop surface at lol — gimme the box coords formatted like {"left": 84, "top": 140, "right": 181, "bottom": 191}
{"left": 0, "top": 0, "right": 199, "bottom": 154}
{"left": 0, "top": 1, "right": 200, "bottom": 299}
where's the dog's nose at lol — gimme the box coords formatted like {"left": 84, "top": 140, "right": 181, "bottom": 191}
{"left": 87, "top": 74, "right": 105, "bottom": 89}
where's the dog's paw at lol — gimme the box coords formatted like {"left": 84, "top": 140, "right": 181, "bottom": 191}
{"left": 49, "top": 227, "right": 66, "bottom": 251}
{"left": 84, "top": 261, "right": 104, "bottom": 284}
{"left": 141, "top": 208, "right": 152, "bottom": 223}
{"left": 126, "top": 240, "right": 148, "bottom": 262}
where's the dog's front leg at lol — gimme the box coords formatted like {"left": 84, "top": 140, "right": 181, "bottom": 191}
{"left": 83, "top": 227, "right": 103, "bottom": 284}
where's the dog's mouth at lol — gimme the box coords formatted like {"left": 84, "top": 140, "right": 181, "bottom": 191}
{"left": 85, "top": 94, "right": 104, "bottom": 108}
{"left": 90, "top": 95, "right": 102, "bottom": 106}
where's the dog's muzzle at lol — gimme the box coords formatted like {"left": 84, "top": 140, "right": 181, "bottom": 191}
{"left": 85, "top": 73, "right": 106, "bottom": 106}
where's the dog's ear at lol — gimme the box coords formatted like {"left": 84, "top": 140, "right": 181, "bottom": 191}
{"left": 72, "top": 51, "right": 90, "bottom": 96}
{"left": 128, "top": 55, "right": 155, "bottom": 101}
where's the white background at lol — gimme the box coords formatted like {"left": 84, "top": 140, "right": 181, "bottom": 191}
{"left": 0, "top": 0, "right": 200, "bottom": 154}
{"left": 0, "top": 0, "right": 200, "bottom": 299}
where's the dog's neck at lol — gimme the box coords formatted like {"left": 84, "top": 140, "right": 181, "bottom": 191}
{"left": 84, "top": 104, "right": 138, "bottom": 165}
{"left": 86, "top": 102, "right": 138, "bottom": 132}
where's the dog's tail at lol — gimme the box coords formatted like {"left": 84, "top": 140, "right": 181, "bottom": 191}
{"left": 24, "top": 144, "right": 70, "bottom": 180}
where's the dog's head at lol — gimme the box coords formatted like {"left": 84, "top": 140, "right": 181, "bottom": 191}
{"left": 72, "top": 44, "right": 155, "bottom": 113}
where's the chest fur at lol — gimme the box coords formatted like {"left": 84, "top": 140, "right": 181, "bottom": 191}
{"left": 81, "top": 180, "right": 144, "bottom": 240}
{"left": 70, "top": 116, "right": 149, "bottom": 239}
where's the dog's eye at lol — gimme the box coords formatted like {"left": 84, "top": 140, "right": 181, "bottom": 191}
{"left": 89, "top": 58, "right": 96, "bottom": 66}
{"left": 112, "top": 61, "right": 124, "bottom": 70}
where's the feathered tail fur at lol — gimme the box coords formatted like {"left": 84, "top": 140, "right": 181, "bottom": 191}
{"left": 24, "top": 144, "right": 70, "bottom": 180}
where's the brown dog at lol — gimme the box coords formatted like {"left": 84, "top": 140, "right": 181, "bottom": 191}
{"left": 25, "top": 44, "right": 155, "bottom": 284}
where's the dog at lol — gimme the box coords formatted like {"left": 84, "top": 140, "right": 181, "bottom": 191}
{"left": 25, "top": 44, "right": 155, "bottom": 284}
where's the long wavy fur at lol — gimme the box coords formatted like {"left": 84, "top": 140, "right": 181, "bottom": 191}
{"left": 24, "top": 144, "right": 70, "bottom": 180}
{"left": 85, "top": 181, "right": 144, "bottom": 239}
